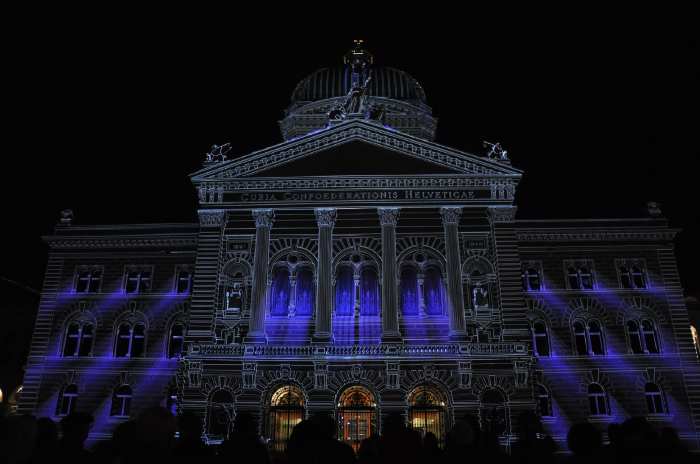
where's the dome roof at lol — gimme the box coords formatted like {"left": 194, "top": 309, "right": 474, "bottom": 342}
{"left": 291, "top": 65, "right": 427, "bottom": 104}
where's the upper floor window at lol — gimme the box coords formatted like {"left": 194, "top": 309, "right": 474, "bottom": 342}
{"left": 56, "top": 384, "right": 78, "bottom": 416}
{"left": 644, "top": 383, "right": 667, "bottom": 414}
{"left": 535, "top": 384, "right": 553, "bottom": 417}
{"left": 567, "top": 266, "right": 594, "bottom": 290}
{"left": 115, "top": 322, "right": 146, "bottom": 357}
{"left": 124, "top": 267, "right": 152, "bottom": 294}
{"left": 63, "top": 321, "right": 94, "bottom": 357}
{"left": 168, "top": 323, "right": 186, "bottom": 358}
{"left": 573, "top": 319, "right": 605, "bottom": 355}
{"left": 522, "top": 268, "right": 541, "bottom": 292}
{"left": 111, "top": 385, "right": 133, "bottom": 417}
{"left": 75, "top": 267, "right": 102, "bottom": 293}
{"left": 176, "top": 268, "right": 192, "bottom": 294}
{"left": 627, "top": 319, "right": 660, "bottom": 354}
{"left": 588, "top": 383, "right": 610, "bottom": 416}
{"left": 618, "top": 260, "right": 648, "bottom": 289}
{"left": 531, "top": 321, "right": 550, "bottom": 357}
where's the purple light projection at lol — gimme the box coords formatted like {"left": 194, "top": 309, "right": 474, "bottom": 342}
{"left": 400, "top": 267, "right": 419, "bottom": 316}
{"left": 360, "top": 268, "right": 379, "bottom": 316}
{"left": 335, "top": 267, "right": 354, "bottom": 317}
{"left": 294, "top": 269, "right": 314, "bottom": 316}
{"left": 424, "top": 267, "right": 444, "bottom": 316}
{"left": 270, "top": 267, "right": 290, "bottom": 316}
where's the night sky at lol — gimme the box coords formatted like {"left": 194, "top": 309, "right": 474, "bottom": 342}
{"left": 3, "top": 21, "right": 699, "bottom": 298}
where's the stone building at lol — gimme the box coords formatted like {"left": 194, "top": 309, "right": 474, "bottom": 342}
{"left": 18, "top": 43, "right": 700, "bottom": 450}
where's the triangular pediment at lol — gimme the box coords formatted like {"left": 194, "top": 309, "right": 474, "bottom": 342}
{"left": 191, "top": 119, "right": 522, "bottom": 182}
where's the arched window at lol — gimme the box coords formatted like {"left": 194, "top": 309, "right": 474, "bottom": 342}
{"left": 408, "top": 386, "right": 447, "bottom": 445}
{"left": 338, "top": 386, "right": 377, "bottom": 452}
{"left": 268, "top": 385, "right": 305, "bottom": 452}
{"left": 522, "top": 268, "right": 541, "bottom": 291}
{"left": 532, "top": 321, "right": 550, "bottom": 357}
{"left": 111, "top": 385, "right": 133, "bottom": 417}
{"left": 56, "top": 384, "right": 78, "bottom": 416}
{"left": 176, "top": 268, "right": 192, "bottom": 294}
{"left": 641, "top": 319, "right": 659, "bottom": 354}
{"left": 294, "top": 268, "right": 315, "bottom": 316}
{"left": 168, "top": 323, "right": 186, "bottom": 358}
{"left": 115, "top": 322, "right": 146, "bottom": 358}
{"left": 63, "top": 321, "right": 94, "bottom": 357}
{"left": 207, "top": 390, "right": 235, "bottom": 441}
{"left": 400, "top": 267, "right": 419, "bottom": 316}
{"left": 573, "top": 320, "right": 588, "bottom": 355}
{"left": 270, "top": 267, "right": 291, "bottom": 316}
{"left": 535, "top": 384, "right": 552, "bottom": 417}
{"left": 644, "top": 383, "right": 667, "bottom": 414}
{"left": 423, "top": 267, "right": 445, "bottom": 316}
{"left": 587, "top": 383, "right": 609, "bottom": 416}
{"left": 627, "top": 320, "right": 643, "bottom": 354}
{"left": 360, "top": 267, "right": 380, "bottom": 316}
{"left": 222, "top": 262, "right": 249, "bottom": 317}
{"left": 469, "top": 270, "right": 490, "bottom": 311}
{"left": 588, "top": 321, "right": 605, "bottom": 355}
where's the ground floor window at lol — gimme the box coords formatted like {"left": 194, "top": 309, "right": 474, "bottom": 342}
{"left": 337, "top": 385, "right": 377, "bottom": 452}
{"left": 408, "top": 386, "right": 447, "bottom": 446}
{"left": 268, "top": 385, "right": 305, "bottom": 453}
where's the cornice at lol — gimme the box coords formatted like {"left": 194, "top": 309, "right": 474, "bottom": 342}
{"left": 516, "top": 229, "right": 678, "bottom": 242}
{"left": 44, "top": 235, "right": 198, "bottom": 250}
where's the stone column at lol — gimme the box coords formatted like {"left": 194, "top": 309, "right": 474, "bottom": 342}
{"left": 314, "top": 208, "right": 336, "bottom": 343}
{"left": 440, "top": 207, "right": 467, "bottom": 340}
{"left": 245, "top": 209, "right": 274, "bottom": 343}
{"left": 378, "top": 208, "right": 401, "bottom": 342}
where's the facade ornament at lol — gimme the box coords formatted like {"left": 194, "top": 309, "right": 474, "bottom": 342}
{"left": 377, "top": 207, "right": 400, "bottom": 226}
{"left": 252, "top": 209, "right": 275, "bottom": 228}
{"left": 385, "top": 362, "right": 400, "bottom": 390}
{"left": 647, "top": 201, "right": 663, "bottom": 217}
{"left": 440, "top": 206, "right": 462, "bottom": 225}
{"left": 487, "top": 206, "right": 517, "bottom": 224}
{"left": 198, "top": 209, "right": 226, "bottom": 227}
{"left": 59, "top": 209, "right": 74, "bottom": 226}
{"left": 483, "top": 141, "right": 509, "bottom": 161}
{"left": 314, "top": 208, "right": 337, "bottom": 228}
{"left": 204, "top": 143, "right": 232, "bottom": 164}
{"left": 242, "top": 363, "right": 257, "bottom": 389}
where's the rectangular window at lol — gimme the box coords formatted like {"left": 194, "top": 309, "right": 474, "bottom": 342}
{"left": 176, "top": 269, "right": 192, "bottom": 294}
{"left": 125, "top": 268, "right": 152, "bottom": 294}
{"left": 75, "top": 268, "right": 102, "bottom": 293}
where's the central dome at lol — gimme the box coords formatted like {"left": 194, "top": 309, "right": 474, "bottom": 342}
{"left": 279, "top": 41, "right": 437, "bottom": 142}
{"left": 291, "top": 65, "right": 427, "bottom": 104}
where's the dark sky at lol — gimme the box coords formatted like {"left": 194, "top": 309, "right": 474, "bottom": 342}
{"left": 3, "top": 18, "right": 699, "bottom": 296}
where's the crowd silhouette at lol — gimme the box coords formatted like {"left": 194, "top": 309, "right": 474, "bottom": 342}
{"left": 0, "top": 408, "right": 694, "bottom": 464}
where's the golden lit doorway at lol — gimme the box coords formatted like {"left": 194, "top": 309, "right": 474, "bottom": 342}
{"left": 408, "top": 386, "right": 447, "bottom": 445}
{"left": 337, "top": 385, "right": 377, "bottom": 452}
{"left": 268, "top": 385, "right": 305, "bottom": 453}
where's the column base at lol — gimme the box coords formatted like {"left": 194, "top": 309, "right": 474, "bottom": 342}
{"left": 243, "top": 332, "right": 267, "bottom": 344}
{"left": 381, "top": 332, "right": 403, "bottom": 344}
{"left": 312, "top": 332, "right": 333, "bottom": 344}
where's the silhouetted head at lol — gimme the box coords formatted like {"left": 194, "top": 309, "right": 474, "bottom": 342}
{"left": 382, "top": 412, "right": 406, "bottom": 437}
{"left": 620, "top": 417, "right": 657, "bottom": 451}
{"left": 136, "top": 407, "right": 176, "bottom": 449}
{"left": 567, "top": 422, "right": 601, "bottom": 456}
{"left": 231, "top": 411, "right": 258, "bottom": 438}
{"left": 424, "top": 431, "right": 439, "bottom": 450}
{"left": 310, "top": 413, "right": 337, "bottom": 440}
{"left": 60, "top": 412, "right": 93, "bottom": 448}
{"left": 35, "top": 417, "right": 58, "bottom": 449}
{"left": 446, "top": 419, "right": 477, "bottom": 451}
{"left": 177, "top": 411, "right": 203, "bottom": 441}
{"left": 607, "top": 423, "right": 622, "bottom": 447}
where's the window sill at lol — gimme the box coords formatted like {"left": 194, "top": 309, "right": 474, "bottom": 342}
{"left": 646, "top": 413, "right": 673, "bottom": 422}
{"left": 587, "top": 415, "right": 614, "bottom": 424}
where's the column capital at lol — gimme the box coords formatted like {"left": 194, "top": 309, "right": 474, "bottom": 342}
{"left": 440, "top": 206, "right": 462, "bottom": 225}
{"left": 198, "top": 209, "right": 226, "bottom": 227}
{"left": 252, "top": 209, "right": 275, "bottom": 228}
{"left": 378, "top": 207, "right": 400, "bottom": 226}
{"left": 315, "top": 208, "right": 337, "bottom": 227}
{"left": 487, "top": 206, "right": 517, "bottom": 224}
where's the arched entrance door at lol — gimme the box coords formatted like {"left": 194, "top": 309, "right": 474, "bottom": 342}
{"left": 337, "top": 386, "right": 377, "bottom": 451}
{"left": 207, "top": 389, "right": 235, "bottom": 442}
{"left": 479, "top": 388, "right": 509, "bottom": 437}
{"left": 268, "top": 385, "right": 305, "bottom": 452}
{"left": 408, "top": 386, "right": 447, "bottom": 445}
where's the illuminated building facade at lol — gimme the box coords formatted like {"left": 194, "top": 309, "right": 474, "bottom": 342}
{"left": 18, "top": 43, "right": 700, "bottom": 450}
